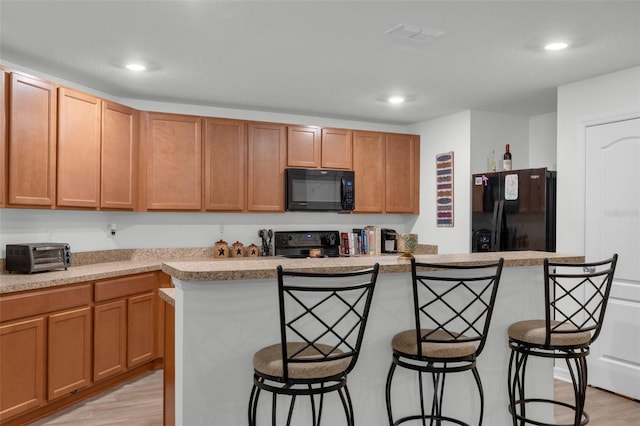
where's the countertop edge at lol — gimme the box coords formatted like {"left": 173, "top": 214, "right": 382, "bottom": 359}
{"left": 1, "top": 251, "right": 585, "bottom": 295}
{"left": 162, "top": 252, "right": 585, "bottom": 282}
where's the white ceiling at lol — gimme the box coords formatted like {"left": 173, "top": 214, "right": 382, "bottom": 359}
{"left": 1, "top": 1, "right": 639, "bottom": 125}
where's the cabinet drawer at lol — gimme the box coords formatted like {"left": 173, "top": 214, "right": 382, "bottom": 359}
{"left": 94, "top": 273, "right": 157, "bottom": 302}
{"left": 0, "top": 284, "right": 91, "bottom": 323}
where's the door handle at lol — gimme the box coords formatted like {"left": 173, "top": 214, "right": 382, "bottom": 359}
{"left": 583, "top": 266, "right": 596, "bottom": 273}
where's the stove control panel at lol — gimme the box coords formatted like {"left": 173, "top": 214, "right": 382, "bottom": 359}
{"left": 274, "top": 231, "right": 340, "bottom": 257}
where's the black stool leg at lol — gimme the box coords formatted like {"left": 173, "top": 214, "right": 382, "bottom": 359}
{"left": 565, "top": 354, "right": 589, "bottom": 426}
{"left": 471, "top": 366, "right": 484, "bottom": 426}
{"left": 508, "top": 348, "right": 529, "bottom": 426}
{"left": 337, "top": 385, "right": 354, "bottom": 426}
{"left": 385, "top": 361, "right": 398, "bottom": 425}
{"left": 248, "top": 383, "right": 259, "bottom": 426}
{"left": 285, "top": 394, "right": 296, "bottom": 426}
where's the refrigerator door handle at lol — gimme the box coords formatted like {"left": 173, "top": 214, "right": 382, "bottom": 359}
{"left": 491, "top": 200, "right": 505, "bottom": 251}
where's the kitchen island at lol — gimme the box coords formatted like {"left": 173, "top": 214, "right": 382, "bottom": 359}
{"left": 162, "top": 251, "right": 584, "bottom": 426}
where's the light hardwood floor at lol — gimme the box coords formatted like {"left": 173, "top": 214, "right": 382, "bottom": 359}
{"left": 31, "top": 371, "right": 638, "bottom": 425}
{"left": 31, "top": 371, "right": 163, "bottom": 426}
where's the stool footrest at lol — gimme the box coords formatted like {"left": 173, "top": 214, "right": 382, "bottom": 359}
{"left": 393, "top": 413, "right": 471, "bottom": 426}
{"left": 509, "top": 397, "right": 589, "bottom": 426}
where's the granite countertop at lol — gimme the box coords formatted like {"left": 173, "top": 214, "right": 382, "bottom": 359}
{"left": 0, "top": 259, "right": 167, "bottom": 294}
{"left": 159, "top": 288, "right": 175, "bottom": 306}
{"left": 162, "top": 251, "right": 585, "bottom": 282}
{"left": 0, "top": 246, "right": 583, "bottom": 295}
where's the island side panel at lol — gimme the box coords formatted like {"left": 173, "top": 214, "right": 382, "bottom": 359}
{"left": 171, "top": 266, "right": 552, "bottom": 426}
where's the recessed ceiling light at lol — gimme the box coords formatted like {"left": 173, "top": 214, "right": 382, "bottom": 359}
{"left": 388, "top": 96, "right": 405, "bottom": 104}
{"left": 125, "top": 63, "right": 146, "bottom": 71}
{"left": 544, "top": 42, "right": 569, "bottom": 51}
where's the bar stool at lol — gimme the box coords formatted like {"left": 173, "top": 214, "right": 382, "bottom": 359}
{"left": 248, "top": 264, "right": 379, "bottom": 426}
{"left": 385, "top": 258, "right": 504, "bottom": 426}
{"left": 507, "top": 254, "right": 618, "bottom": 426}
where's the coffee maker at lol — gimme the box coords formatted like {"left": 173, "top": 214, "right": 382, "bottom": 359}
{"left": 380, "top": 229, "right": 397, "bottom": 253}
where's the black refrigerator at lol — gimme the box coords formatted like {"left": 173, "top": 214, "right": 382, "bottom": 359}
{"left": 471, "top": 167, "right": 556, "bottom": 252}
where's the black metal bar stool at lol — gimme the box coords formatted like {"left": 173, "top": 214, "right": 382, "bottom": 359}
{"left": 507, "top": 254, "right": 618, "bottom": 426}
{"left": 248, "top": 263, "right": 379, "bottom": 426}
{"left": 385, "top": 257, "right": 504, "bottom": 426}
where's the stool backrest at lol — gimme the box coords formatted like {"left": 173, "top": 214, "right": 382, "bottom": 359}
{"left": 410, "top": 258, "right": 504, "bottom": 358}
{"left": 544, "top": 254, "right": 618, "bottom": 346}
{"left": 276, "top": 263, "right": 379, "bottom": 381}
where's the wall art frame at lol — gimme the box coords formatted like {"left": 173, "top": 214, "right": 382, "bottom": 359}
{"left": 436, "top": 151, "right": 454, "bottom": 227}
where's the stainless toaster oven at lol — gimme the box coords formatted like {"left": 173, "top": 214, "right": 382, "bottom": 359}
{"left": 6, "top": 243, "right": 71, "bottom": 273}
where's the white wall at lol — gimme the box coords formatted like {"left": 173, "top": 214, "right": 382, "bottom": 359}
{"left": 556, "top": 66, "right": 640, "bottom": 254}
{"left": 409, "top": 111, "right": 471, "bottom": 254}
{"left": 529, "top": 112, "right": 557, "bottom": 171}
{"left": 0, "top": 209, "right": 414, "bottom": 257}
{"left": 469, "top": 110, "right": 530, "bottom": 174}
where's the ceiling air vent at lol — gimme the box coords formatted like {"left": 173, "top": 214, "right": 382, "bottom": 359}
{"left": 384, "top": 23, "right": 444, "bottom": 41}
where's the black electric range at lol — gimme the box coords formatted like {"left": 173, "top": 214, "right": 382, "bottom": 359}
{"left": 274, "top": 231, "right": 341, "bottom": 258}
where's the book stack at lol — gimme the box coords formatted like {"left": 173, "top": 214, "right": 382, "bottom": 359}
{"left": 340, "top": 226, "right": 382, "bottom": 256}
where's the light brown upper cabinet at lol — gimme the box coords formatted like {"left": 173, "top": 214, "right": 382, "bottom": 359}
{"left": 247, "top": 122, "right": 286, "bottom": 212}
{"left": 286, "top": 126, "right": 352, "bottom": 170}
{"left": 287, "top": 125, "right": 320, "bottom": 168}
{"left": 141, "top": 112, "right": 202, "bottom": 211}
{"left": 0, "top": 69, "right": 7, "bottom": 207}
{"left": 57, "top": 87, "right": 102, "bottom": 208}
{"left": 203, "top": 118, "right": 246, "bottom": 211}
{"left": 101, "top": 101, "right": 138, "bottom": 209}
{"left": 353, "top": 131, "right": 385, "bottom": 213}
{"left": 385, "top": 133, "right": 420, "bottom": 213}
{"left": 321, "top": 128, "right": 352, "bottom": 169}
{"left": 8, "top": 72, "right": 57, "bottom": 207}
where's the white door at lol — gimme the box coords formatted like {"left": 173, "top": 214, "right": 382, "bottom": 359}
{"left": 585, "top": 117, "right": 640, "bottom": 400}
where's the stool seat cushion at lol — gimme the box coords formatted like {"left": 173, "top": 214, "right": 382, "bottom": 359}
{"left": 508, "top": 320, "right": 591, "bottom": 347}
{"left": 391, "top": 329, "right": 478, "bottom": 359}
{"left": 253, "top": 342, "right": 351, "bottom": 380}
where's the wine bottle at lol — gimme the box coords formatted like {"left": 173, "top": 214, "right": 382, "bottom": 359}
{"left": 490, "top": 150, "right": 496, "bottom": 172}
{"left": 503, "top": 144, "right": 512, "bottom": 171}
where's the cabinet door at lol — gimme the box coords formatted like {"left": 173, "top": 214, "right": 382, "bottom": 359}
{"left": 8, "top": 72, "right": 57, "bottom": 206}
{"left": 142, "top": 112, "right": 202, "bottom": 210}
{"left": 287, "top": 125, "right": 320, "bottom": 168}
{"left": 47, "top": 306, "right": 92, "bottom": 400}
{"left": 247, "top": 122, "right": 286, "bottom": 212}
{"left": 101, "top": 101, "right": 138, "bottom": 209}
{"left": 57, "top": 87, "right": 101, "bottom": 207}
{"left": 385, "top": 133, "right": 420, "bottom": 213}
{"left": 93, "top": 299, "right": 127, "bottom": 382}
{"left": 203, "top": 118, "right": 246, "bottom": 211}
{"left": 0, "top": 69, "right": 7, "bottom": 207}
{"left": 127, "top": 292, "right": 155, "bottom": 367}
{"left": 353, "top": 131, "right": 385, "bottom": 213}
{"left": 0, "top": 317, "right": 46, "bottom": 421}
{"left": 321, "top": 128, "right": 352, "bottom": 170}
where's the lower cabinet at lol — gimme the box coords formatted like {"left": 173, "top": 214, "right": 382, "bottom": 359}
{"left": 0, "top": 284, "right": 91, "bottom": 421}
{"left": 0, "top": 272, "right": 164, "bottom": 424}
{"left": 93, "top": 299, "right": 127, "bottom": 381}
{"left": 127, "top": 292, "right": 155, "bottom": 367}
{"left": 0, "top": 317, "right": 46, "bottom": 420}
{"left": 94, "top": 273, "right": 158, "bottom": 381}
{"left": 47, "top": 306, "right": 92, "bottom": 400}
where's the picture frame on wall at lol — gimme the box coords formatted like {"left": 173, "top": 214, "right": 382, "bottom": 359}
{"left": 436, "top": 151, "right": 454, "bottom": 227}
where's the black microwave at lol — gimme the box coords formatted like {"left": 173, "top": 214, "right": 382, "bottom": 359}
{"left": 285, "top": 168, "right": 355, "bottom": 212}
